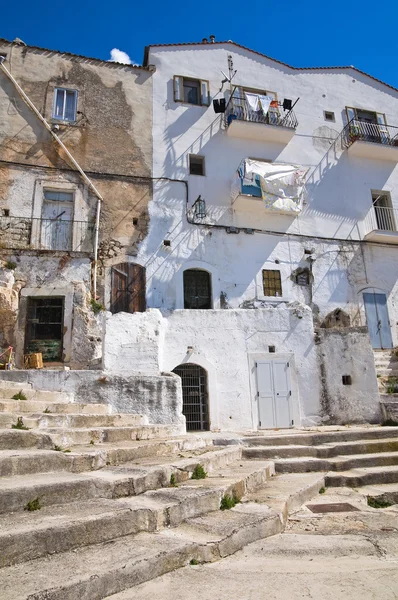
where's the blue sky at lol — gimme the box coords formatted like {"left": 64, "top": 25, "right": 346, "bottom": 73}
{"left": 2, "top": 0, "right": 398, "bottom": 88}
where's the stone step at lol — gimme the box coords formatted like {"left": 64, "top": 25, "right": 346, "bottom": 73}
{"left": 0, "top": 429, "right": 53, "bottom": 450}
{"left": 325, "top": 464, "right": 398, "bottom": 487}
{"left": 45, "top": 423, "right": 184, "bottom": 446}
{"left": 243, "top": 438, "right": 398, "bottom": 459}
{"left": 274, "top": 452, "right": 398, "bottom": 473}
{"left": 0, "top": 388, "right": 73, "bottom": 402}
{"left": 376, "top": 368, "right": 398, "bottom": 377}
{"left": 0, "top": 436, "right": 216, "bottom": 476}
{"left": 0, "top": 412, "right": 149, "bottom": 430}
{"left": 242, "top": 427, "right": 398, "bottom": 447}
{"left": 0, "top": 380, "right": 33, "bottom": 390}
{"left": 0, "top": 458, "right": 274, "bottom": 568}
{"left": 358, "top": 482, "right": 398, "bottom": 505}
{"left": 0, "top": 472, "right": 324, "bottom": 600}
{"left": 0, "top": 447, "right": 245, "bottom": 514}
{"left": 0, "top": 400, "right": 111, "bottom": 414}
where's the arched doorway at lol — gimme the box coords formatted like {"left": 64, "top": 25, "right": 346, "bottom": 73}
{"left": 172, "top": 363, "right": 209, "bottom": 431}
{"left": 110, "top": 263, "right": 146, "bottom": 314}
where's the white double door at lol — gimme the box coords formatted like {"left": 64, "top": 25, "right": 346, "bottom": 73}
{"left": 256, "top": 359, "right": 292, "bottom": 429}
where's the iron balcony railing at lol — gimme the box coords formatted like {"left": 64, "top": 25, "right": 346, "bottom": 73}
{"left": 224, "top": 94, "right": 298, "bottom": 130}
{"left": 343, "top": 118, "right": 398, "bottom": 149}
{"left": 365, "top": 205, "right": 398, "bottom": 235}
{"left": 0, "top": 216, "right": 94, "bottom": 252}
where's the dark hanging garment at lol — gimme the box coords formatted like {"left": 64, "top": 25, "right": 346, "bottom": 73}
{"left": 213, "top": 98, "right": 226, "bottom": 114}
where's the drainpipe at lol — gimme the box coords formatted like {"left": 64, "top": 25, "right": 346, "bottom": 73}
{"left": 0, "top": 57, "right": 103, "bottom": 298}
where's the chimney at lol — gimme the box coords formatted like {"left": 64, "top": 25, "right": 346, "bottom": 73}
{"left": 209, "top": 35, "right": 215, "bottom": 43}
{"left": 202, "top": 38, "right": 208, "bottom": 43}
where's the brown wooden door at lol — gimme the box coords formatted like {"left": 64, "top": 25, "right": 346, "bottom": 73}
{"left": 111, "top": 263, "right": 146, "bottom": 314}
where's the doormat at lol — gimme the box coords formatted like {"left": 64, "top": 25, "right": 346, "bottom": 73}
{"left": 306, "top": 503, "right": 359, "bottom": 513}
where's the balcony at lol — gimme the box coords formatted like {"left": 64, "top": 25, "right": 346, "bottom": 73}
{"left": 364, "top": 205, "right": 398, "bottom": 244}
{"left": 224, "top": 94, "right": 298, "bottom": 144}
{"left": 0, "top": 216, "right": 94, "bottom": 252}
{"left": 344, "top": 119, "right": 398, "bottom": 161}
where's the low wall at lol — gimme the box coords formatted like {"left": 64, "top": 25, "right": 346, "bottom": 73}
{"left": 0, "top": 369, "right": 185, "bottom": 430}
{"left": 316, "top": 327, "right": 380, "bottom": 424}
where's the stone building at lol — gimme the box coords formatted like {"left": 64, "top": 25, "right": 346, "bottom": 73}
{"left": 0, "top": 38, "right": 153, "bottom": 368}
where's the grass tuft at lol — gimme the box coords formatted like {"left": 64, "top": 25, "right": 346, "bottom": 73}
{"left": 319, "top": 487, "right": 326, "bottom": 494}
{"left": 24, "top": 497, "right": 41, "bottom": 511}
{"left": 191, "top": 464, "right": 207, "bottom": 480}
{"left": 367, "top": 496, "right": 393, "bottom": 509}
{"left": 11, "top": 417, "right": 29, "bottom": 430}
{"left": 170, "top": 473, "right": 178, "bottom": 487}
{"left": 220, "top": 492, "right": 240, "bottom": 511}
{"left": 11, "top": 391, "right": 27, "bottom": 401}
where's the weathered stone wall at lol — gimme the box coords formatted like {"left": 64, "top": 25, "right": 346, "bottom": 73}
{"left": 0, "top": 40, "right": 153, "bottom": 366}
{"left": 316, "top": 327, "right": 380, "bottom": 424}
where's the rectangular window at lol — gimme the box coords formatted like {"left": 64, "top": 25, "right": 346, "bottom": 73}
{"left": 324, "top": 111, "right": 335, "bottom": 122}
{"left": 189, "top": 154, "right": 205, "bottom": 176}
{"left": 173, "top": 76, "right": 210, "bottom": 106}
{"left": 346, "top": 106, "right": 386, "bottom": 126}
{"left": 53, "top": 88, "right": 78, "bottom": 122}
{"left": 371, "top": 190, "right": 395, "bottom": 232}
{"left": 41, "top": 189, "right": 74, "bottom": 250}
{"left": 262, "top": 270, "right": 282, "bottom": 297}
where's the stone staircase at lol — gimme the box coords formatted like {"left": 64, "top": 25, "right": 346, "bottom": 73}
{"left": 0, "top": 380, "right": 323, "bottom": 599}
{"left": 373, "top": 350, "right": 398, "bottom": 423}
{"left": 242, "top": 427, "right": 398, "bottom": 490}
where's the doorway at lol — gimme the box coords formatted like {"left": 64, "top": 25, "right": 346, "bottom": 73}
{"left": 25, "top": 297, "right": 64, "bottom": 361}
{"left": 110, "top": 263, "right": 146, "bottom": 314}
{"left": 172, "top": 363, "right": 209, "bottom": 431}
{"left": 256, "top": 359, "right": 293, "bottom": 428}
{"left": 363, "top": 292, "right": 393, "bottom": 349}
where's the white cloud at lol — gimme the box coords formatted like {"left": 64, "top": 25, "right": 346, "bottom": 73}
{"left": 109, "top": 48, "right": 133, "bottom": 65}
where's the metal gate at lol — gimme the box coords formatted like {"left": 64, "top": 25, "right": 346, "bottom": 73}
{"left": 172, "top": 363, "right": 209, "bottom": 431}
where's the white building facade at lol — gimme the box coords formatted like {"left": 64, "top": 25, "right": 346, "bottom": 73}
{"left": 99, "top": 41, "right": 398, "bottom": 431}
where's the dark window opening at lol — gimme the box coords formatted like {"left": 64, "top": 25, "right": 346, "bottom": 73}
{"left": 262, "top": 270, "right": 282, "bottom": 297}
{"left": 25, "top": 297, "right": 64, "bottom": 362}
{"left": 184, "top": 79, "right": 200, "bottom": 105}
{"left": 189, "top": 154, "right": 205, "bottom": 176}
{"left": 172, "top": 363, "right": 209, "bottom": 431}
{"left": 183, "top": 269, "right": 212, "bottom": 309}
{"left": 324, "top": 111, "right": 335, "bottom": 122}
{"left": 342, "top": 375, "right": 352, "bottom": 385}
{"left": 111, "top": 262, "right": 146, "bottom": 314}
{"left": 296, "top": 271, "right": 310, "bottom": 286}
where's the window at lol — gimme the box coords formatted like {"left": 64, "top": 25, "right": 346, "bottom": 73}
{"left": 371, "top": 190, "right": 395, "bottom": 231}
{"left": 262, "top": 270, "right": 282, "bottom": 297}
{"left": 183, "top": 269, "right": 212, "bottom": 308}
{"left": 25, "top": 297, "right": 64, "bottom": 362}
{"left": 41, "top": 189, "right": 74, "bottom": 250}
{"left": 53, "top": 88, "right": 78, "bottom": 122}
{"left": 232, "top": 87, "right": 280, "bottom": 125}
{"left": 189, "top": 155, "right": 205, "bottom": 176}
{"left": 173, "top": 76, "right": 210, "bottom": 106}
{"left": 324, "top": 111, "right": 335, "bottom": 122}
{"left": 346, "top": 107, "right": 386, "bottom": 126}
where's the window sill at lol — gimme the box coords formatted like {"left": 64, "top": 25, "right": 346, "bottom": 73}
{"left": 51, "top": 118, "right": 79, "bottom": 127}
{"left": 260, "top": 296, "right": 289, "bottom": 303}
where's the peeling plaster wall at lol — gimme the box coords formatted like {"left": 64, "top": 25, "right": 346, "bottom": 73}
{"left": 0, "top": 41, "right": 153, "bottom": 366}
{"left": 316, "top": 327, "right": 380, "bottom": 424}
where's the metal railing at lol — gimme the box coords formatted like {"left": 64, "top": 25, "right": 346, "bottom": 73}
{"left": 0, "top": 216, "right": 94, "bottom": 252}
{"left": 343, "top": 119, "right": 398, "bottom": 149}
{"left": 224, "top": 94, "right": 298, "bottom": 129}
{"left": 365, "top": 205, "right": 398, "bottom": 235}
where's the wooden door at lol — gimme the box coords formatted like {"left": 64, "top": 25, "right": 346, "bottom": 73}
{"left": 111, "top": 263, "right": 146, "bottom": 314}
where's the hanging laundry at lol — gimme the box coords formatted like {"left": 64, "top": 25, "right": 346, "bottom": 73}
{"left": 244, "top": 92, "right": 260, "bottom": 112}
{"left": 258, "top": 95, "right": 273, "bottom": 116}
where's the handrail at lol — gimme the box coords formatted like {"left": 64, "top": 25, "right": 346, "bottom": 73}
{"left": 224, "top": 92, "right": 298, "bottom": 129}
{"left": 343, "top": 118, "right": 398, "bottom": 148}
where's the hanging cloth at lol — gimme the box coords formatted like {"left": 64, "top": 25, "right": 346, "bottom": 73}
{"left": 244, "top": 92, "right": 260, "bottom": 112}
{"left": 258, "top": 95, "right": 273, "bottom": 116}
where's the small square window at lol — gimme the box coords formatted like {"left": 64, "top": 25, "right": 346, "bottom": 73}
{"left": 189, "top": 155, "right": 205, "bottom": 176}
{"left": 324, "top": 111, "right": 335, "bottom": 122}
{"left": 262, "top": 270, "right": 282, "bottom": 297}
{"left": 53, "top": 88, "right": 78, "bottom": 122}
{"left": 173, "top": 76, "right": 210, "bottom": 106}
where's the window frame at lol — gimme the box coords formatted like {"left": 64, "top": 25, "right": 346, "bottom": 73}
{"left": 173, "top": 75, "right": 210, "bottom": 106}
{"left": 345, "top": 106, "right": 387, "bottom": 126}
{"left": 262, "top": 269, "right": 282, "bottom": 298}
{"left": 52, "top": 87, "right": 78, "bottom": 122}
{"left": 324, "top": 111, "right": 335, "bottom": 122}
{"left": 183, "top": 269, "right": 212, "bottom": 309}
{"left": 189, "top": 154, "right": 206, "bottom": 176}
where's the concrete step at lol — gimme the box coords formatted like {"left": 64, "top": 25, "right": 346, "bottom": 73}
{"left": 243, "top": 438, "right": 398, "bottom": 460}
{"left": 0, "top": 472, "right": 324, "bottom": 599}
{"left": 359, "top": 482, "right": 398, "bottom": 505}
{"left": 0, "top": 447, "right": 245, "bottom": 514}
{"left": 3, "top": 412, "right": 149, "bottom": 430}
{"left": 274, "top": 452, "right": 398, "bottom": 473}
{"left": 0, "top": 458, "right": 274, "bottom": 567}
{"left": 0, "top": 388, "right": 73, "bottom": 402}
{"left": 0, "top": 400, "right": 111, "bottom": 414}
{"left": 375, "top": 368, "right": 398, "bottom": 377}
{"left": 325, "top": 464, "right": 398, "bottom": 487}
{"left": 242, "top": 427, "right": 398, "bottom": 447}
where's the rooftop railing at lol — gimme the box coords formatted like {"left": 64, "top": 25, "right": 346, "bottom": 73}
{"left": 343, "top": 118, "right": 398, "bottom": 149}
{"left": 224, "top": 94, "right": 298, "bottom": 129}
{"left": 0, "top": 216, "right": 94, "bottom": 252}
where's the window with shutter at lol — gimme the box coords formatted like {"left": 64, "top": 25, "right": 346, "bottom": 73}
{"left": 110, "top": 263, "right": 146, "bottom": 314}
{"left": 183, "top": 269, "right": 212, "bottom": 309}
{"left": 173, "top": 76, "right": 210, "bottom": 106}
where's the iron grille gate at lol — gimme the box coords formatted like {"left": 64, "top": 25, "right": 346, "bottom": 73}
{"left": 172, "top": 363, "right": 209, "bottom": 431}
